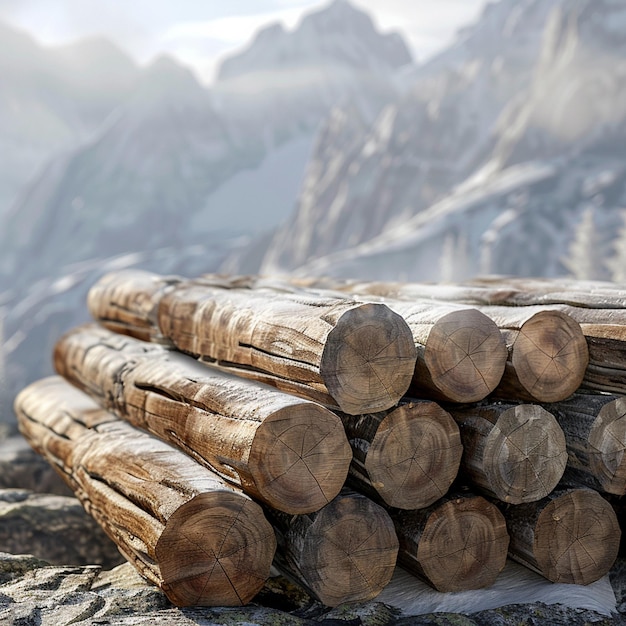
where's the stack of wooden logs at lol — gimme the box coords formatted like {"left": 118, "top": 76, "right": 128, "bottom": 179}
{"left": 14, "top": 269, "right": 626, "bottom": 609}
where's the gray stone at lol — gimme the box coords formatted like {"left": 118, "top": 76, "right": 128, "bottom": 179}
{"left": 470, "top": 602, "right": 623, "bottom": 625}
{"left": 611, "top": 557, "right": 626, "bottom": 614}
{"left": 0, "top": 489, "right": 124, "bottom": 568}
{"left": 0, "top": 436, "right": 73, "bottom": 495}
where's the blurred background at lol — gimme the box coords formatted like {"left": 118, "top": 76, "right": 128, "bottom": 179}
{"left": 1, "top": 0, "right": 624, "bottom": 430}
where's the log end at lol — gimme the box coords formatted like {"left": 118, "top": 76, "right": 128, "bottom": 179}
{"left": 320, "top": 303, "right": 417, "bottom": 415}
{"left": 424, "top": 309, "right": 507, "bottom": 403}
{"left": 534, "top": 489, "right": 620, "bottom": 585}
{"left": 249, "top": 404, "right": 352, "bottom": 514}
{"left": 591, "top": 398, "right": 626, "bottom": 495}
{"left": 512, "top": 310, "right": 589, "bottom": 403}
{"left": 301, "top": 493, "right": 399, "bottom": 607}
{"left": 156, "top": 492, "right": 276, "bottom": 607}
{"left": 417, "top": 495, "right": 509, "bottom": 592}
{"left": 366, "top": 402, "right": 463, "bottom": 509}
{"left": 483, "top": 405, "right": 567, "bottom": 504}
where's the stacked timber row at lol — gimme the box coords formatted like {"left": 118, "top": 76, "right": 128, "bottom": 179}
{"left": 14, "top": 270, "right": 625, "bottom": 608}
{"left": 88, "top": 270, "right": 511, "bottom": 406}
{"left": 87, "top": 270, "right": 418, "bottom": 415}
{"left": 291, "top": 276, "right": 590, "bottom": 403}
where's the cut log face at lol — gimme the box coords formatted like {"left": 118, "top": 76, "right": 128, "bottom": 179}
{"left": 505, "top": 310, "right": 589, "bottom": 403}
{"left": 341, "top": 401, "right": 463, "bottom": 509}
{"left": 54, "top": 324, "right": 352, "bottom": 514}
{"left": 269, "top": 490, "right": 399, "bottom": 607}
{"left": 319, "top": 302, "right": 417, "bottom": 414}
{"left": 416, "top": 308, "right": 507, "bottom": 402}
{"left": 503, "top": 487, "right": 621, "bottom": 585}
{"left": 14, "top": 377, "right": 277, "bottom": 606}
{"left": 449, "top": 403, "right": 568, "bottom": 503}
{"left": 391, "top": 491, "right": 509, "bottom": 592}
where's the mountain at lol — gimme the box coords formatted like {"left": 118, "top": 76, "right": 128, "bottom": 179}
{"left": 255, "top": 0, "right": 563, "bottom": 275}
{"left": 217, "top": 0, "right": 411, "bottom": 80}
{"left": 0, "top": 21, "right": 138, "bottom": 218}
{"left": 255, "top": 0, "right": 626, "bottom": 283}
{"left": 2, "top": 0, "right": 411, "bottom": 285}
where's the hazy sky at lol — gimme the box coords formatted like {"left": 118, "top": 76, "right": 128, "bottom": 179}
{"left": 0, "top": 0, "right": 490, "bottom": 82}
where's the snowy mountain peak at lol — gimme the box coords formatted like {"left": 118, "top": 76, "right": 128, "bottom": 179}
{"left": 216, "top": 0, "right": 412, "bottom": 81}
{"left": 131, "top": 55, "right": 207, "bottom": 106}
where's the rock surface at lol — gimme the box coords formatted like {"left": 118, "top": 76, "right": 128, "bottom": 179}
{"left": 0, "top": 424, "right": 624, "bottom": 625}
{"left": 0, "top": 551, "right": 623, "bottom": 625}
{"left": 0, "top": 436, "right": 72, "bottom": 495}
{"left": 0, "top": 489, "right": 124, "bottom": 569}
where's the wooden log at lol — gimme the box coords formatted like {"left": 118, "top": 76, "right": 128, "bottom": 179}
{"left": 500, "top": 487, "right": 621, "bottom": 585}
{"left": 53, "top": 324, "right": 353, "bottom": 515}
{"left": 543, "top": 392, "right": 626, "bottom": 496}
{"left": 339, "top": 401, "right": 463, "bottom": 509}
{"left": 14, "top": 376, "right": 277, "bottom": 606}
{"left": 87, "top": 270, "right": 418, "bottom": 415}
{"left": 266, "top": 489, "right": 399, "bottom": 607}
{"left": 296, "top": 279, "right": 589, "bottom": 403}
{"left": 389, "top": 489, "right": 509, "bottom": 592}
{"left": 447, "top": 402, "right": 568, "bottom": 503}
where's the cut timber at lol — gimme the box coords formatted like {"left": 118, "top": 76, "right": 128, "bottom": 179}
{"left": 545, "top": 392, "right": 626, "bottom": 495}
{"left": 14, "top": 376, "right": 277, "bottom": 606}
{"left": 373, "top": 302, "right": 507, "bottom": 403}
{"left": 390, "top": 490, "right": 509, "bottom": 592}
{"left": 266, "top": 489, "right": 399, "bottom": 607}
{"left": 501, "top": 487, "right": 621, "bottom": 585}
{"left": 339, "top": 401, "right": 463, "bottom": 509}
{"left": 54, "top": 324, "right": 352, "bottom": 514}
{"left": 87, "top": 270, "right": 417, "bottom": 415}
{"left": 448, "top": 402, "right": 567, "bottom": 503}
{"left": 490, "top": 308, "right": 588, "bottom": 403}
{"left": 298, "top": 279, "right": 589, "bottom": 403}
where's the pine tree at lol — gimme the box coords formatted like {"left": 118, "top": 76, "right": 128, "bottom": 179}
{"left": 606, "top": 210, "right": 626, "bottom": 283}
{"left": 562, "top": 207, "right": 603, "bottom": 280}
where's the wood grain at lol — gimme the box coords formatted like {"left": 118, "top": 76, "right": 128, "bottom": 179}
{"left": 267, "top": 489, "right": 399, "bottom": 607}
{"left": 390, "top": 490, "right": 509, "bottom": 592}
{"left": 448, "top": 402, "right": 568, "bottom": 503}
{"left": 339, "top": 400, "right": 462, "bottom": 509}
{"left": 501, "top": 487, "right": 621, "bottom": 585}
